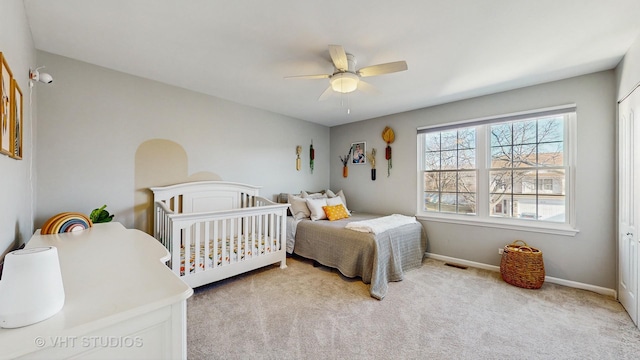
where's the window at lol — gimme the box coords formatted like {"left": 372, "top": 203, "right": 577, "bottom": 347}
{"left": 417, "top": 105, "right": 577, "bottom": 235}
{"left": 423, "top": 128, "right": 477, "bottom": 214}
{"left": 488, "top": 116, "right": 566, "bottom": 221}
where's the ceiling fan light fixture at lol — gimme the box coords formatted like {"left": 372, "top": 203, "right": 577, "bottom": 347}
{"left": 330, "top": 72, "right": 359, "bottom": 93}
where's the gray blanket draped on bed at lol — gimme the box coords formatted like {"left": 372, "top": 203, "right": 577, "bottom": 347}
{"left": 292, "top": 213, "right": 427, "bottom": 300}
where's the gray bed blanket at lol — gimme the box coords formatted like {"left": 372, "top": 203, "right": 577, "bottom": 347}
{"left": 292, "top": 213, "right": 427, "bottom": 300}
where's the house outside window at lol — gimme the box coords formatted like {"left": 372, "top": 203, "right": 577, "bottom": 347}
{"left": 417, "top": 105, "right": 577, "bottom": 235}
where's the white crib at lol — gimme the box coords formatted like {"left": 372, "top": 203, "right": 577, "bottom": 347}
{"left": 151, "top": 181, "right": 289, "bottom": 288}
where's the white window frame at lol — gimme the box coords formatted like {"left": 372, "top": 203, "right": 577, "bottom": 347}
{"left": 416, "top": 104, "right": 579, "bottom": 236}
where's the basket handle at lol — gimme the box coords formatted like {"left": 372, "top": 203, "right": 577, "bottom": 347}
{"left": 510, "top": 240, "right": 528, "bottom": 247}
{"left": 518, "top": 246, "right": 535, "bottom": 252}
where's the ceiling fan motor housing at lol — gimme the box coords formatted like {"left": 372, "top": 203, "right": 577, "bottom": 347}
{"left": 345, "top": 53, "right": 357, "bottom": 72}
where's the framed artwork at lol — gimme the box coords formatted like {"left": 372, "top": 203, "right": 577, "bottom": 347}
{"left": 351, "top": 141, "right": 366, "bottom": 164}
{"left": 11, "top": 79, "right": 22, "bottom": 159}
{"left": 0, "top": 52, "right": 13, "bottom": 157}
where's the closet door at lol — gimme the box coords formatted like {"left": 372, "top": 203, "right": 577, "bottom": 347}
{"left": 618, "top": 91, "right": 639, "bottom": 326}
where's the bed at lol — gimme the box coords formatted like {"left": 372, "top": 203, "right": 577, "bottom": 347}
{"left": 285, "top": 191, "right": 427, "bottom": 300}
{"left": 151, "top": 181, "right": 289, "bottom": 288}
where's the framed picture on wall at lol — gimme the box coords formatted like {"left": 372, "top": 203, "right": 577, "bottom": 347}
{"left": 11, "top": 79, "right": 22, "bottom": 159}
{"left": 0, "top": 52, "right": 13, "bottom": 157}
{"left": 351, "top": 141, "right": 366, "bottom": 164}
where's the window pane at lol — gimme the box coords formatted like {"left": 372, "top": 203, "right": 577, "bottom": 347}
{"left": 425, "top": 151, "right": 440, "bottom": 170}
{"left": 440, "top": 150, "right": 458, "bottom": 170}
{"left": 457, "top": 193, "right": 476, "bottom": 214}
{"left": 512, "top": 120, "right": 537, "bottom": 145}
{"left": 458, "top": 128, "right": 476, "bottom": 149}
{"left": 513, "top": 170, "right": 536, "bottom": 194}
{"left": 458, "top": 171, "right": 477, "bottom": 192}
{"left": 539, "top": 169, "right": 565, "bottom": 195}
{"left": 424, "top": 133, "right": 441, "bottom": 152}
{"left": 512, "top": 144, "right": 537, "bottom": 167}
{"left": 440, "top": 171, "right": 458, "bottom": 192}
{"left": 489, "top": 170, "right": 513, "bottom": 194}
{"left": 490, "top": 194, "right": 511, "bottom": 217}
{"left": 490, "top": 123, "right": 512, "bottom": 146}
{"left": 538, "top": 142, "right": 563, "bottom": 166}
{"left": 491, "top": 146, "right": 512, "bottom": 168}
{"left": 440, "top": 131, "right": 458, "bottom": 150}
{"left": 459, "top": 149, "right": 475, "bottom": 169}
{"left": 514, "top": 195, "right": 538, "bottom": 220}
{"left": 424, "top": 192, "right": 440, "bottom": 212}
{"left": 440, "top": 193, "right": 457, "bottom": 213}
{"left": 539, "top": 196, "right": 565, "bottom": 222}
{"left": 538, "top": 117, "right": 563, "bottom": 142}
{"left": 424, "top": 172, "right": 439, "bottom": 192}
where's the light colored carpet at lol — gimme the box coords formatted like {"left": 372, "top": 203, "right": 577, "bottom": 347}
{"left": 187, "top": 255, "right": 640, "bottom": 359}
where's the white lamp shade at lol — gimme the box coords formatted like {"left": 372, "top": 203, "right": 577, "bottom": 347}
{"left": 0, "top": 247, "right": 65, "bottom": 328}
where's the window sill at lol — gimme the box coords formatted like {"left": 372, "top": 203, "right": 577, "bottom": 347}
{"left": 415, "top": 213, "right": 579, "bottom": 236}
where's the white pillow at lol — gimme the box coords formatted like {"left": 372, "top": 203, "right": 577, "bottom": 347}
{"left": 301, "top": 191, "right": 326, "bottom": 199}
{"left": 288, "top": 194, "right": 311, "bottom": 220}
{"left": 306, "top": 197, "right": 328, "bottom": 221}
{"left": 326, "top": 189, "right": 348, "bottom": 211}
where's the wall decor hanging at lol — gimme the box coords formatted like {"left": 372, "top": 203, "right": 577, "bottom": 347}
{"left": 296, "top": 145, "right": 302, "bottom": 171}
{"left": 309, "top": 141, "right": 315, "bottom": 173}
{"left": 0, "top": 52, "right": 13, "bottom": 157}
{"left": 339, "top": 145, "right": 353, "bottom": 178}
{"left": 351, "top": 141, "right": 366, "bottom": 164}
{"left": 382, "top": 126, "right": 395, "bottom": 176}
{"left": 367, "top": 148, "right": 377, "bottom": 180}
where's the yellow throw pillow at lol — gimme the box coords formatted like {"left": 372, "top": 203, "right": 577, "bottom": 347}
{"left": 322, "top": 204, "right": 350, "bottom": 221}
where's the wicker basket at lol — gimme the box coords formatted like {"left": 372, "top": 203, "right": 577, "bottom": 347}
{"left": 500, "top": 240, "right": 545, "bottom": 289}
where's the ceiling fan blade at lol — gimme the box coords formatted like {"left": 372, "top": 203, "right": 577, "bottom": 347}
{"left": 357, "top": 80, "right": 380, "bottom": 95}
{"left": 357, "top": 61, "right": 408, "bottom": 77}
{"left": 328, "top": 45, "right": 348, "bottom": 71}
{"left": 318, "top": 86, "right": 334, "bottom": 101}
{"left": 284, "top": 74, "right": 331, "bottom": 80}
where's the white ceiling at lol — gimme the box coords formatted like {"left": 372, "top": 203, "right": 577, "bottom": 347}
{"left": 23, "top": 0, "right": 640, "bottom": 127}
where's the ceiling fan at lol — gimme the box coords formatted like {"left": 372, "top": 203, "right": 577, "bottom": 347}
{"left": 286, "top": 45, "right": 408, "bottom": 101}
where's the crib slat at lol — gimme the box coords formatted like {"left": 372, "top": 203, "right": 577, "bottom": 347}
{"left": 203, "top": 221, "right": 210, "bottom": 271}
{"left": 184, "top": 228, "right": 191, "bottom": 275}
{"left": 251, "top": 215, "right": 260, "bottom": 256}
{"left": 194, "top": 223, "right": 201, "bottom": 273}
{"left": 172, "top": 227, "right": 181, "bottom": 276}
{"left": 243, "top": 215, "right": 249, "bottom": 259}
{"left": 213, "top": 220, "right": 219, "bottom": 269}
{"left": 222, "top": 219, "right": 227, "bottom": 266}
{"left": 245, "top": 215, "right": 250, "bottom": 257}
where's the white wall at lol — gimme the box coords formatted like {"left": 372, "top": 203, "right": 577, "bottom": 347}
{"left": 0, "top": 0, "right": 37, "bottom": 256}
{"left": 330, "top": 71, "right": 616, "bottom": 289}
{"left": 35, "top": 52, "right": 330, "bottom": 231}
{"left": 616, "top": 33, "right": 640, "bottom": 100}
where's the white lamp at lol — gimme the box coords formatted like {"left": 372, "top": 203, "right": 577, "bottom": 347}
{"left": 330, "top": 72, "right": 359, "bottom": 93}
{"left": 0, "top": 247, "right": 65, "bottom": 328}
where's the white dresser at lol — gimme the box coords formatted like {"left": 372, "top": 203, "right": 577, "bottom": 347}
{"left": 0, "top": 222, "right": 193, "bottom": 359}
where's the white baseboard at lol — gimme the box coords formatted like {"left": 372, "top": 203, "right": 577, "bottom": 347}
{"left": 425, "top": 252, "right": 617, "bottom": 298}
